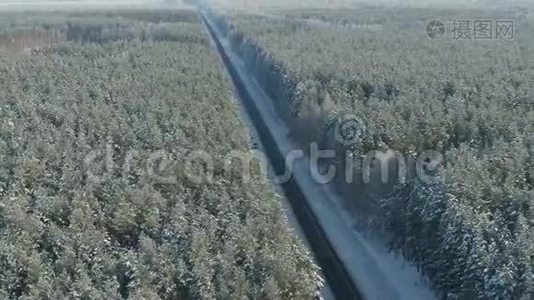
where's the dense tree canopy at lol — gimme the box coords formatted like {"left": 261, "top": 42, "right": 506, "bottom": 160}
{"left": 0, "top": 10, "right": 320, "bottom": 299}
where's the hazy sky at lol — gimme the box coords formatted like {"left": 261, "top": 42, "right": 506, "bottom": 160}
{"left": 0, "top": 0, "right": 532, "bottom": 11}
